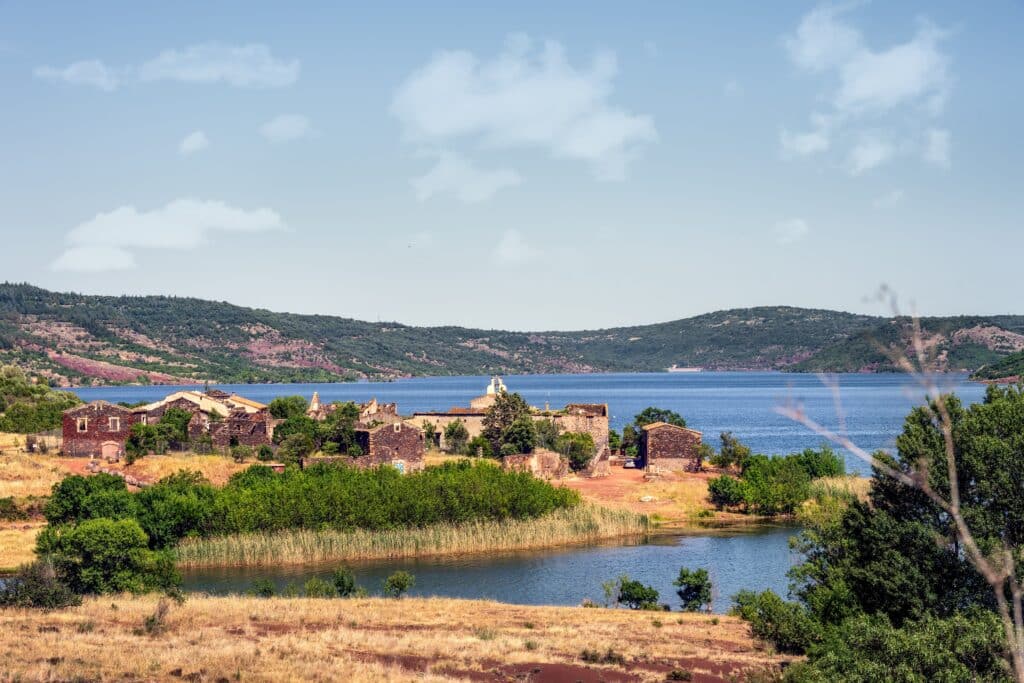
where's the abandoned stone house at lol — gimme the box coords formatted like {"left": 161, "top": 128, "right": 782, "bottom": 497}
{"left": 408, "top": 377, "right": 611, "bottom": 475}
{"left": 306, "top": 393, "right": 402, "bottom": 427}
{"left": 61, "top": 401, "right": 138, "bottom": 459}
{"left": 131, "top": 390, "right": 274, "bottom": 449}
{"left": 638, "top": 422, "right": 704, "bottom": 472}
{"left": 303, "top": 421, "right": 425, "bottom": 473}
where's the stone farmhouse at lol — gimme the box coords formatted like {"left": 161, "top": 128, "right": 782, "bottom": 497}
{"left": 408, "top": 377, "right": 611, "bottom": 475}
{"left": 62, "top": 389, "right": 275, "bottom": 458}
{"left": 62, "top": 401, "right": 137, "bottom": 459}
{"left": 304, "top": 395, "right": 424, "bottom": 472}
{"left": 638, "top": 422, "right": 704, "bottom": 472}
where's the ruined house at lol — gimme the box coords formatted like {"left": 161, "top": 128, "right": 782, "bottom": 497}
{"left": 354, "top": 422, "right": 425, "bottom": 472}
{"left": 306, "top": 393, "right": 402, "bottom": 427}
{"left": 638, "top": 422, "right": 704, "bottom": 472}
{"left": 61, "top": 401, "right": 138, "bottom": 459}
{"left": 131, "top": 390, "right": 274, "bottom": 449}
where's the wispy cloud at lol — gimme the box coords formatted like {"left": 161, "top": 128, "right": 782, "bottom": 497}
{"left": 412, "top": 152, "right": 521, "bottom": 202}
{"left": 493, "top": 229, "right": 535, "bottom": 264}
{"left": 51, "top": 199, "right": 285, "bottom": 272}
{"left": 782, "top": 4, "right": 953, "bottom": 172}
{"left": 34, "top": 43, "right": 299, "bottom": 91}
{"left": 391, "top": 33, "right": 656, "bottom": 184}
{"left": 259, "top": 114, "right": 313, "bottom": 143}
{"left": 178, "top": 130, "right": 209, "bottom": 156}
{"left": 774, "top": 218, "right": 810, "bottom": 245}
{"left": 847, "top": 135, "right": 895, "bottom": 175}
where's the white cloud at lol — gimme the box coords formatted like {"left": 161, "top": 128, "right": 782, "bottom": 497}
{"left": 774, "top": 219, "right": 810, "bottom": 245}
{"left": 872, "top": 189, "right": 905, "bottom": 208}
{"left": 780, "top": 114, "right": 832, "bottom": 157}
{"left": 33, "top": 60, "right": 119, "bottom": 91}
{"left": 51, "top": 246, "right": 136, "bottom": 272}
{"left": 847, "top": 136, "right": 895, "bottom": 175}
{"left": 259, "top": 114, "right": 313, "bottom": 143}
{"left": 51, "top": 199, "right": 284, "bottom": 272}
{"left": 391, "top": 34, "right": 656, "bottom": 181}
{"left": 493, "top": 229, "right": 534, "bottom": 264}
{"left": 923, "top": 127, "right": 950, "bottom": 167}
{"left": 34, "top": 43, "right": 298, "bottom": 91}
{"left": 178, "top": 130, "right": 209, "bottom": 156}
{"left": 782, "top": 5, "right": 952, "bottom": 172}
{"left": 412, "top": 152, "right": 521, "bottom": 202}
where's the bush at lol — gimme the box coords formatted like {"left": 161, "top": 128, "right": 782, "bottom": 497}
{"left": 383, "top": 570, "right": 415, "bottom": 598}
{"left": 249, "top": 579, "right": 275, "bottom": 598}
{"left": 44, "top": 473, "right": 136, "bottom": 526}
{"left": 708, "top": 475, "right": 745, "bottom": 509}
{"left": 674, "top": 567, "right": 712, "bottom": 612}
{"left": 257, "top": 444, "right": 275, "bottom": 461}
{"left": 443, "top": 420, "right": 469, "bottom": 454}
{"left": 0, "top": 560, "right": 81, "bottom": 609}
{"left": 731, "top": 590, "right": 817, "bottom": 654}
{"left": 332, "top": 567, "right": 357, "bottom": 597}
{"left": 618, "top": 577, "right": 660, "bottom": 610}
{"left": 792, "top": 446, "right": 845, "bottom": 478}
{"left": 500, "top": 442, "right": 519, "bottom": 457}
{"left": 556, "top": 432, "right": 596, "bottom": 472}
{"left": 711, "top": 432, "right": 751, "bottom": 469}
{"left": 37, "top": 517, "right": 181, "bottom": 595}
{"left": 465, "top": 436, "right": 493, "bottom": 458}
{"left": 501, "top": 415, "right": 536, "bottom": 454}
{"left": 231, "top": 445, "right": 254, "bottom": 463}
{"left": 278, "top": 433, "right": 315, "bottom": 463}
{"left": 303, "top": 577, "right": 337, "bottom": 598}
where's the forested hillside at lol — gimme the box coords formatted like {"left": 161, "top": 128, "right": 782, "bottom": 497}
{"left": 1, "top": 283, "right": 1022, "bottom": 385}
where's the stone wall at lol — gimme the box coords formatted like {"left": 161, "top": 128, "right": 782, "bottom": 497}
{"left": 62, "top": 402, "right": 138, "bottom": 458}
{"left": 501, "top": 448, "right": 569, "bottom": 480}
{"left": 639, "top": 424, "right": 703, "bottom": 472}
{"left": 354, "top": 422, "right": 425, "bottom": 472}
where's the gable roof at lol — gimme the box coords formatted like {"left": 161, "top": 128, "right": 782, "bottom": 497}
{"left": 64, "top": 400, "right": 132, "bottom": 415}
{"left": 640, "top": 421, "right": 703, "bottom": 436}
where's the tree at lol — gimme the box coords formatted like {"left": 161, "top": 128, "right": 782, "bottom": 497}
{"left": 621, "top": 424, "right": 639, "bottom": 451}
{"left": 44, "top": 473, "right": 134, "bottom": 525}
{"left": 383, "top": 570, "right": 415, "bottom": 598}
{"left": 674, "top": 567, "right": 712, "bottom": 612}
{"left": 617, "top": 577, "right": 660, "bottom": 610}
{"left": 420, "top": 421, "right": 437, "bottom": 449}
{"left": 501, "top": 415, "right": 536, "bottom": 454}
{"left": 0, "top": 560, "right": 80, "bottom": 609}
{"left": 707, "top": 475, "right": 745, "bottom": 509}
{"left": 332, "top": 567, "right": 358, "bottom": 597}
{"left": 277, "top": 433, "right": 315, "bottom": 464}
{"left": 712, "top": 432, "right": 752, "bottom": 469}
{"left": 634, "top": 407, "right": 687, "bottom": 429}
{"left": 556, "top": 432, "right": 596, "bottom": 472}
{"left": 465, "top": 435, "right": 493, "bottom": 458}
{"left": 534, "top": 418, "right": 561, "bottom": 450}
{"left": 608, "top": 429, "right": 622, "bottom": 452}
{"left": 272, "top": 415, "right": 318, "bottom": 446}
{"left": 36, "top": 517, "right": 180, "bottom": 595}
{"left": 482, "top": 392, "right": 532, "bottom": 453}
{"left": 268, "top": 395, "right": 310, "bottom": 420}
{"left": 443, "top": 420, "right": 469, "bottom": 454}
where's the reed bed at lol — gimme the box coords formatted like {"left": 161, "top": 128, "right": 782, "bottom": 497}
{"left": 176, "top": 504, "right": 648, "bottom": 568}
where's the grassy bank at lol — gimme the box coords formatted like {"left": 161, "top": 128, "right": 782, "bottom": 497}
{"left": 177, "top": 504, "right": 648, "bottom": 568}
{"left": 0, "top": 594, "right": 789, "bottom": 682}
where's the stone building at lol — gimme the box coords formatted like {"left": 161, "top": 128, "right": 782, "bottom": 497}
{"left": 61, "top": 401, "right": 139, "bottom": 458}
{"left": 638, "top": 422, "right": 704, "bottom": 472}
{"left": 353, "top": 421, "right": 425, "bottom": 472}
{"left": 306, "top": 393, "right": 402, "bottom": 427}
{"left": 131, "top": 390, "right": 274, "bottom": 449}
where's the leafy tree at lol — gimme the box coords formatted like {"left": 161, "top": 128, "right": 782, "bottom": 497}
{"left": 303, "top": 577, "right": 337, "bottom": 598}
{"left": 383, "top": 570, "right": 415, "bottom": 598}
{"left": 674, "top": 567, "right": 712, "bottom": 612}
{"left": 792, "top": 446, "right": 845, "bottom": 479}
{"left": 695, "top": 443, "right": 715, "bottom": 471}
{"left": 0, "top": 364, "right": 81, "bottom": 433}
{"left": 742, "top": 455, "right": 811, "bottom": 515}
{"left": 420, "top": 421, "right": 437, "bottom": 448}
{"left": 608, "top": 429, "right": 621, "bottom": 452}
{"left": 482, "top": 392, "right": 531, "bottom": 453}
{"left": 0, "top": 560, "right": 80, "bottom": 609}
{"left": 556, "top": 432, "right": 596, "bottom": 472}
{"left": 501, "top": 415, "right": 536, "bottom": 454}
{"left": 277, "top": 433, "right": 315, "bottom": 463}
{"left": 634, "top": 407, "right": 687, "bottom": 429}
{"left": 465, "top": 435, "right": 493, "bottom": 458}
{"left": 332, "top": 567, "right": 358, "bottom": 597}
{"left": 443, "top": 420, "right": 469, "bottom": 454}
{"left": 707, "top": 475, "right": 745, "bottom": 509}
{"left": 249, "top": 579, "right": 275, "bottom": 598}
{"left": 319, "top": 402, "right": 360, "bottom": 452}
{"left": 621, "top": 424, "right": 639, "bottom": 451}
{"left": 618, "top": 577, "right": 661, "bottom": 610}
{"left": 712, "top": 432, "right": 752, "bottom": 469}
{"left": 534, "top": 418, "right": 561, "bottom": 450}
{"left": 272, "top": 415, "right": 318, "bottom": 446}
{"left": 731, "top": 589, "right": 817, "bottom": 655}
{"left": 36, "top": 517, "right": 180, "bottom": 595}
{"left": 268, "top": 395, "right": 309, "bottom": 420}
{"left": 257, "top": 444, "right": 275, "bottom": 461}
{"left": 44, "top": 473, "right": 134, "bottom": 525}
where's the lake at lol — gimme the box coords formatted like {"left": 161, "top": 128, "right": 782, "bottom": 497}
{"left": 182, "top": 526, "right": 801, "bottom": 613}
{"left": 72, "top": 370, "right": 986, "bottom": 476}
{"left": 74, "top": 371, "right": 985, "bottom": 608}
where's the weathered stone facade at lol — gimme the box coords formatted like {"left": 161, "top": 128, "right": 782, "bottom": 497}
{"left": 352, "top": 421, "right": 425, "bottom": 472}
{"left": 638, "top": 422, "right": 704, "bottom": 472}
{"left": 61, "top": 401, "right": 138, "bottom": 458}
{"left": 501, "top": 448, "right": 569, "bottom": 480}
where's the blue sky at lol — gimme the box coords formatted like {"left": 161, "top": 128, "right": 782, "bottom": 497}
{"left": 1, "top": 1, "right": 1021, "bottom": 330}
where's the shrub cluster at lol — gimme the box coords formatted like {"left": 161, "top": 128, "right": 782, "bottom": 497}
{"left": 707, "top": 447, "right": 844, "bottom": 515}
{"left": 0, "top": 364, "right": 81, "bottom": 433}
{"left": 44, "top": 460, "right": 581, "bottom": 550}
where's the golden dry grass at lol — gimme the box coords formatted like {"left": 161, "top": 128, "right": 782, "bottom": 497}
{"left": 113, "top": 454, "right": 250, "bottom": 486}
{"left": 0, "top": 452, "right": 66, "bottom": 498}
{"left": 177, "top": 504, "right": 648, "bottom": 568}
{"left": 0, "top": 594, "right": 789, "bottom": 682}
{"left": 0, "top": 521, "right": 43, "bottom": 571}
{"left": 813, "top": 475, "right": 871, "bottom": 501}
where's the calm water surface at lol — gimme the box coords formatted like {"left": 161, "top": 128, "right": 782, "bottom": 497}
{"left": 76, "top": 372, "right": 985, "bottom": 608}
{"left": 183, "top": 526, "right": 800, "bottom": 613}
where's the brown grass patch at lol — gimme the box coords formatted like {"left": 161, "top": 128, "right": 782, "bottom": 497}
{"left": 0, "top": 594, "right": 790, "bottom": 681}
{"left": 0, "top": 521, "right": 44, "bottom": 571}
{"left": 110, "top": 454, "right": 250, "bottom": 486}
{"left": 0, "top": 452, "right": 67, "bottom": 498}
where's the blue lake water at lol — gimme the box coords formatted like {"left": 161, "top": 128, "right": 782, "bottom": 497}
{"left": 72, "top": 371, "right": 985, "bottom": 476}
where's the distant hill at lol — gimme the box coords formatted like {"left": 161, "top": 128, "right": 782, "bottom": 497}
{"left": 1, "top": 283, "right": 1022, "bottom": 386}
{"left": 972, "top": 350, "right": 1024, "bottom": 382}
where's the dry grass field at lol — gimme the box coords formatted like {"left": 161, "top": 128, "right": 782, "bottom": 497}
{"left": 0, "top": 594, "right": 789, "bottom": 682}
{"left": 0, "top": 521, "right": 43, "bottom": 571}
{"left": 107, "top": 454, "right": 250, "bottom": 487}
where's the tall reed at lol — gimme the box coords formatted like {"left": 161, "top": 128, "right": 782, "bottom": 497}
{"left": 176, "top": 504, "right": 648, "bottom": 568}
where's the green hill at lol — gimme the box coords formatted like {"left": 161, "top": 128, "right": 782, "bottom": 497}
{"left": 972, "top": 350, "right": 1024, "bottom": 381}
{"left": 1, "top": 283, "right": 1021, "bottom": 386}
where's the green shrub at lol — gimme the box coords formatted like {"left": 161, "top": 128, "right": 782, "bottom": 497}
{"left": 556, "top": 432, "right": 596, "bottom": 472}
{"left": 332, "top": 567, "right": 357, "bottom": 597}
{"left": 618, "top": 577, "right": 660, "bottom": 610}
{"left": 443, "top": 420, "right": 469, "bottom": 454}
{"left": 382, "top": 570, "right": 415, "bottom": 598}
{"left": 303, "top": 577, "right": 337, "bottom": 598}
{"left": 465, "top": 436, "right": 493, "bottom": 457}
{"left": 0, "top": 560, "right": 81, "bottom": 609}
{"left": 731, "top": 590, "right": 817, "bottom": 654}
{"left": 257, "top": 444, "right": 275, "bottom": 461}
{"left": 249, "top": 579, "right": 276, "bottom": 598}
{"left": 674, "top": 567, "right": 712, "bottom": 612}
{"left": 707, "top": 475, "right": 745, "bottom": 509}
{"left": 792, "top": 446, "right": 844, "bottom": 478}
